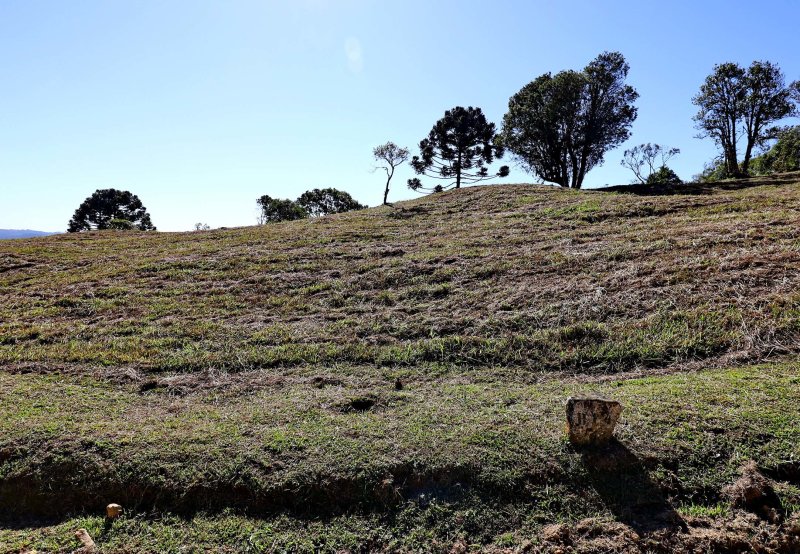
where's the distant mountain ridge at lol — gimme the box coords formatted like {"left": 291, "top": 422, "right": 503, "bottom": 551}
{"left": 0, "top": 229, "right": 57, "bottom": 240}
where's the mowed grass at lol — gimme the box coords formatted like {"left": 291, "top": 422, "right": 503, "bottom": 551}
{"left": 2, "top": 362, "right": 800, "bottom": 552}
{"left": 2, "top": 173, "right": 799, "bottom": 374}
{"left": 2, "top": 173, "right": 800, "bottom": 551}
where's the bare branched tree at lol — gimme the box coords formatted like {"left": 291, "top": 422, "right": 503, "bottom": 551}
{"left": 621, "top": 143, "right": 680, "bottom": 184}
{"left": 372, "top": 142, "right": 409, "bottom": 205}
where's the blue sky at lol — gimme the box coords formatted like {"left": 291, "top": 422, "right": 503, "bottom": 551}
{"left": 1, "top": 0, "right": 799, "bottom": 232}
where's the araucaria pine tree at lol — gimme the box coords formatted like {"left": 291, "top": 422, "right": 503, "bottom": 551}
{"left": 408, "top": 106, "right": 509, "bottom": 192}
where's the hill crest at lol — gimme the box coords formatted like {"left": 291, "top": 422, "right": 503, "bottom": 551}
{"left": 2, "top": 173, "right": 799, "bottom": 376}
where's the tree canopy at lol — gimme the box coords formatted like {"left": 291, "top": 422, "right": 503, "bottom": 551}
{"left": 500, "top": 51, "right": 638, "bottom": 189}
{"left": 257, "top": 195, "right": 308, "bottom": 223}
{"left": 373, "top": 142, "right": 409, "bottom": 204}
{"left": 297, "top": 188, "right": 366, "bottom": 217}
{"left": 257, "top": 188, "right": 366, "bottom": 223}
{"left": 693, "top": 61, "right": 798, "bottom": 177}
{"left": 67, "top": 189, "right": 156, "bottom": 232}
{"left": 749, "top": 125, "right": 800, "bottom": 174}
{"left": 408, "top": 106, "right": 508, "bottom": 192}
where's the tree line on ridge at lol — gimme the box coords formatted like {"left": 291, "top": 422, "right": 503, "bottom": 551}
{"left": 65, "top": 53, "right": 800, "bottom": 231}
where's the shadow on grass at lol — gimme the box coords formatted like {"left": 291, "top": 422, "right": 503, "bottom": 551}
{"left": 596, "top": 171, "right": 800, "bottom": 197}
{"left": 579, "top": 439, "right": 686, "bottom": 536}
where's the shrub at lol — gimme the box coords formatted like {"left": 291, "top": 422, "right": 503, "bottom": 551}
{"left": 646, "top": 166, "right": 683, "bottom": 185}
{"left": 256, "top": 195, "right": 308, "bottom": 224}
{"left": 109, "top": 218, "right": 135, "bottom": 230}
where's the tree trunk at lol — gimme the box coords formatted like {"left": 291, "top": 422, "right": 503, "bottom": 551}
{"left": 728, "top": 147, "right": 741, "bottom": 177}
{"left": 574, "top": 150, "right": 588, "bottom": 190}
{"left": 383, "top": 167, "right": 393, "bottom": 205}
{"left": 568, "top": 150, "right": 579, "bottom": 189}
{"left": 728, "top": 121, "right": 742, "bottom": 177}
{"left": 742, "top": 144, "right": 753, "bottom": 175}
{"left": 560, "top": 161, "right": 569, "bottom": 188}
{"left": 456, "top": 151, "right": 462, "bottom": 189}
{"left": 742, "top": 113, "right": 759, "bottom": 176}
{"left": 742, "top": 129, "right": 757, "bottom": 176}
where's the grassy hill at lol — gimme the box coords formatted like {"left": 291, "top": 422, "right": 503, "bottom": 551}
{"left": 2, "top": 174, "right": 800, "bottom": 552}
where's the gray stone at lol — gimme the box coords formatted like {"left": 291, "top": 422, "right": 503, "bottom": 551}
{"left": 566, "top": 395, "right": 623, "bottom": 446}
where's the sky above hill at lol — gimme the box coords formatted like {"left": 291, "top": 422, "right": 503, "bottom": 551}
{"left": 1, "top": 0, "right": 799, "bottom": 232}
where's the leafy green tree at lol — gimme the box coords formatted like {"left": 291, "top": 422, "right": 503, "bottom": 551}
{"left": 621, "top": 143, "right": 680, "bottom": 184}
{"left": 408, "top": 106, "right": 508, "bottom": 192}
{"left": 693, "top": 63, "right": 744, "bottom": 178}
{"left": 749, "top": 126, "right": 800, "bottom": 174}
{"left": 646, "top": 166, "right": 682, "bottom": 185}
{"left": 256, "top": 195, "right": 307, "bottom": 223}
{"left": 373, "top": 142, "right": 410, "bottom": 205}
{"left": 500, "top": 51, "right": 638, "bottom": 189}
{"left": 67, "top": 189, "right": 156, "bottom": 232}
{"left": 296, "top": 188, "right": 366, "bottom": 217}
{"left": 693, "top": 61, "right": 798, "bottom": 177}
{"left": 765, "top": 126, "right": 800, "bottom": 172}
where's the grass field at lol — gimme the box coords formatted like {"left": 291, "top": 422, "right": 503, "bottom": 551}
{"left": 2, "top": 173, "right": 800, "bottom": 552}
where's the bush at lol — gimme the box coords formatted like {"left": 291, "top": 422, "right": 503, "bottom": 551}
{"left": 257, "top": 189, "right": 366, "bottom": 224}
{"left": 699, "top": 127, "right": 800, "bottom": 180}
{"left": 695, "top": 159, "right": 730, "bottom": 183}
{"left": 257, "top": 195, "right": 308, "bottom": 224}
{"left": 109, "top": 218, "right": 135, "bottom": 230}
{"left": 646, "top": 166, "right": 683, "bottom": 185}
{"left": 749, "top": 126, "right": 800, "bottom": 175}
{"left": 296, "top": 188, "right": 366, "bottom": 217}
